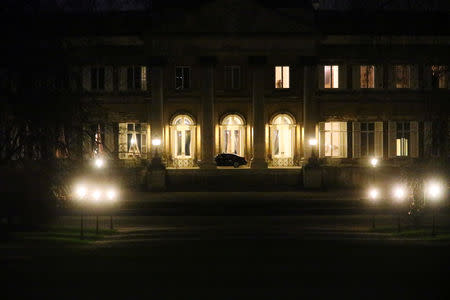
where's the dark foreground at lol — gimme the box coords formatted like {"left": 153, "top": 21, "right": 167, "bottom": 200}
{"left": 3, "top": 212, "right": 450, "bottom": 299}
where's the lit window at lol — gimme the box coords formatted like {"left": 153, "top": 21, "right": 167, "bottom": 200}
{"left": 396, "top": 122, "right": 409, "bottom": 156}
{"left": 431, "top": 65, "right": 448, "bottom": 89}
{"left": 91, "top": 67, "right": 105, "bottom": 90}
{"left": 118, "top": 123, "right": 147, "bottom": 159}
{"left": 360, "top": 65, "right": 375, "bottom": 88}
{"left": 172, "top": 115, "right": 194, "bottom": 158}
{"left": 271, "top": 114, "right": 294, "bottom": 159}
{"left": 361, "top": 122, "right": 375, "bottom": 157}
{"left": 275, "top": 66, "right": 290, "bottom": 89}
{"left": 221, "top": 114, "right": 245, "bottom": 156}
{"left": 322, "top": 122, "right": 347, "bottom": 157}
{"left": 175, "top": 66, "right": 191, "bottom": 90}
{"left": 324, "top": 65, "right": 339, "bottom": 88}
{"left": 225, "top": 66, "right": 241, "bottom": 89}
{"left": 394, "top": 65, "right": 410, "bottom": 88}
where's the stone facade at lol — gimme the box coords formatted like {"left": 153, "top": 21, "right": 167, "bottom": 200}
{"left": 7, "top": 1, "right": 450, "bottom": 190}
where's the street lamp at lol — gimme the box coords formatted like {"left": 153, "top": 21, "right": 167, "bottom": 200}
{"left": 309, "top": 138, "right": 317, "bottom": 158}
{"left": 425, "top": 181, "right": 444, "bottom": 236}
{"left": 370, "top": 158, "right": 378, "bottom": 168}
{"left": 393, "top": 185, "right": 407, "bottom": 232}
{"left": 73, "top": 183, "right": 120, "bottom": 238}
{"left": 106, "top": 188, "right": 118, "bottom": 230}
{"left": 94, "top": 157, "right": 105, "bottom": 169}
{"left": 152, "top": 138, "right": 161, "bottom": 146}
{"left": 368, "top": 187, "right": 379, "bottom": 229}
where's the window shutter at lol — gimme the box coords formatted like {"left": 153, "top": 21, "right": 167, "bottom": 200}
{"left": 319, "top": 122, "right": 325, "bottom": 157}
{"left": 388, "top": 121, "right": 397, "bottom": 158}
{"left": 318, "top": 65, "right": 324, "bottom": 90}
{"left": 118, "top": 123, "right": 127, "bottom": 159}
{"left": 352, "top": 122, "right": 361, "bottom": 158}
{"left": 423, "top": 121, "right": 432, "bottom": 158}
{"left": 423, "top": 65, "right": 432, "bottom": 89}
{"left": 374, "top": 122, "right": 383, "bottom": 158}
{"left": 82, "top": 66, "right": 91, "bottom": 91}
{"left": 105, "top": 66, "right": 114, "bottom": 91}
{"left": 375, "top": 65, "right": 384, "bottom": 89}
{"left": 141, "top": 123, "right": 148, "bottom": 155}
{"left": 338, "top": 64, "right": 347, "bottom": 89}
{"left": 352, "top": 65, "right": 360, "bottom": 90}
{"left": 103, "top": 123, "right": 115, "bottom": 158}
{"left": 388, "top": 64, "right": 394, "bottom": 89}
{"left": 119, "top": 66, "right": 127, "bottom": 91}
{"left": 410, "top": 65, "right": 419, "bottom": 89}
{"left": 410, "top": 121, "right": 419, "bottom": 158}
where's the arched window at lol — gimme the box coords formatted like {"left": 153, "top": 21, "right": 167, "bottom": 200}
{"left": 171, "top": 115, "right": 195, "bottom": 158}
{"left": 220, "top": 114, "right": 245, "bottom": 157}
{"left": 270, "top": 114, "right": 295, "bottom": 159}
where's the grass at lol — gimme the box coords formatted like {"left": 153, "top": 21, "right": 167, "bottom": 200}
{"left": 10, "top": 226, "right": 117, "bottom": 245}
{"left": 369, "top": 226, "right": 450, "bottom": 240}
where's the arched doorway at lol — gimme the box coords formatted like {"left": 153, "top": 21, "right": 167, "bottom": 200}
{"left": 220, "top": 114, "right": 245, "bottom": 157}
{"left": 270, "top": 113, "right": 295, "bottom": 167}
{"left": 170, "top": 114, "right": 196, "bottom": 168}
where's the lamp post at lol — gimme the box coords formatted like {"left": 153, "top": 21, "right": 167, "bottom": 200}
{"left": 74, "top": 184, "right": 87, "bottom": 240}
{"left": 106, "top": 188, "right": 117, "bottom": 230}
{"left": 368, "top": 188, "right": 379, "bottom": 229}
{"left": 92, "top": 189, "right": 101, "bottom": 235}
{"left": 425, "top": 181, "right": 444, "bottom": 236}
{"left": 393, "top": 186, "right": 407, "bottom": 232}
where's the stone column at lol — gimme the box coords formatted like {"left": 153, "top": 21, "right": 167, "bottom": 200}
{"left": 303, "top": 60, "right": 318, "bottom": 160}
{"left": 199, "top": 57, "right": 217, "bottom": 169}
{"left": 250, "top": 57, "right": 268, "bottom": 169}
{"left": 148, "top": 61, "right": 166, "bottom": 191}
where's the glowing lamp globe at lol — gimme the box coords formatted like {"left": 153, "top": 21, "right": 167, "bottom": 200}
{"left": 75, "top": 185, "right": 87, "bottom": 200}
{"left": 370, "top": 158, "right": 378, "bottom": 168}
{"left": 92, "top": 189, "right": 102, "bottom": 202}
{"left": 152, "top": 138, "right": 161, "bottom": 146}
{"left": 107, "top": 189, "right": 117, "bottom": 201}
{"left": 427, "top": 182, "right": 443, "bottom": 201}
{"left": 308, "top": 138, "right": 317, "bottom": 146}
{"left": 369, "top": 188, "right": 379, "bottom": 202}
{"left": 393, "top": 186, "right": 406, "bottom": 203}
{"left": 94, "top": 158, "right": 104, "bottom": 168}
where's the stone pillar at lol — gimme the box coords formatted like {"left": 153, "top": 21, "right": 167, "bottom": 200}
{"left": 199, "top": 57, "right": 217, "bottom": 169}
{"left": 250, "top": 56, "right": 268, "bottom": 169}
{"left": 303, "top": 60, "right": 318, "bottom": 160}
{"left": 148, "top": 62, "right": 166, "bottom": 191}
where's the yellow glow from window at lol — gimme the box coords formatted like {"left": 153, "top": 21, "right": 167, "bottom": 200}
{"left": 275, "top": 66, "right": 289, "bottom": 88}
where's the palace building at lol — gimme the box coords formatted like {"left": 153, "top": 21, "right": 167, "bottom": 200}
{"left": 3, "top": 0, "right": 450, "bottom": 190}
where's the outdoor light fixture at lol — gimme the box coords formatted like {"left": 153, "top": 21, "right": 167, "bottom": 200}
{"left": 368, "top": 187, "right": 380, "bottom": 229}
{"left": 75, "top": 185, "right": 87, "bottom": 200}
{"left": 370, "top": 158, "right": 378, "bottom": 168}
{"left": 393, "top": 186, "right": 406, "bottom": 203}
{"left": 392, "top": 185, "right": 407, "bottom": 232}
{"left": 308, "top": 138, "right": 317, "bottom": 146}
{"left": 424, "top": 180, "right": 445, "bottom": 236}
{"left": 107, "top": 189, "right": 117, "bottom": 201}
{"left": 152, "top": 138, "right": 161, "bottom": 146}
{"left": 425, "top": 181, "right": 444, "bottom": 201}
{"left": 369, "top": 188, "right": 379, "bottom": 202}
{"left": 92, "top": 189, "right": 102, "bottom": 202}
{"left": 94, "top": 158, "right": 105, "bottom": 168}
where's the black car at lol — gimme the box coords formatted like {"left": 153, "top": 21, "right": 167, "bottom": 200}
{"left": 215, "top": 153, "right": 247, "bottom": 168}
